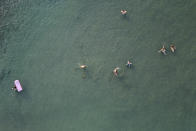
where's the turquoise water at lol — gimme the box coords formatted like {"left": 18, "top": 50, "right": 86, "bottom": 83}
{"left": 0, "top": 0, "right": 196, "bottom": 131}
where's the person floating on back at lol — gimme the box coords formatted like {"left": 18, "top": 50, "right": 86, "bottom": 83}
{"left": 113, "top": 67, "right": 120, "bottom": 76}
{"left": 126, "top": 60, "right": 132, "bottom": 68}
{"left": 158, "top": 45, "right": 167, "bottom": 55}
{"left": 121, "top": 10, "right": 127, "bottom": 15}
{"left": 170, "top": 44, "right": 176, "bottom": 53}
{"left": 80, "top": 65, "right": 87, "bottom": 70}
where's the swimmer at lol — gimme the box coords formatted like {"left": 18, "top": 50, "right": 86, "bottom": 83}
{"left": 12, "top": 86, "right": 17, "bottom": 91}
{"left": 113, "top": 67, "right": 120, "bottom": 76}
{"left": 80, "top": 65, "right": 87, "bottom": 69}
{"left": 158, "top": 45, "right": 167, "bottom": 55}
{"left": 170, "top": 44, "right": 176, "bottom": 53}
{"left": 126, "top": 60, "right": 132, "bottom": 68}
{"left": 121, "top": 10, "right": 127, "bottom": 15}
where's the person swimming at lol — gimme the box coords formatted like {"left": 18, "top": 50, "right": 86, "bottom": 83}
{"left": 12, "top": 86, "right": 17, "bottom": 91}
{"left": 80, "top": 65, "right": 87, "bottom": 69}
{"left": 121, "top": 10, "right": 127, "bottom": 15}
{"left": 158, "top": 45, "right": 167, "bottom": 55}
{"left": 170, "top": 44, "right": 176, "bottom": 53}
{"left": 126, "top": 60, "right": 132, "bottom": 68}
{"left": 113, "top": 67, "right": 120, "bottom": 76}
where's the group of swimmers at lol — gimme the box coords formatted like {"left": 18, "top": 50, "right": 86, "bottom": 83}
{"left": 79, "top": 43, "right": 176, "bottom": 77}
{"left": 79, "top": 10, "right": 177, "bottom": 77}
{"left": 79, "top": 60, "right": 132, "bottom": 77}
{"left": 113, "top": 60, "right": 132, "bottom": 76}
{"left": 11, "top": 10, "right": 178, "bottom": 94}
{"left": 158, "top": 44, "right": 176, "bottom": 55}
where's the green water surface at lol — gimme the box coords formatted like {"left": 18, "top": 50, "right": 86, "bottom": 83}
{"left": 0, "top": 0, "right": 196, "bottom": 131}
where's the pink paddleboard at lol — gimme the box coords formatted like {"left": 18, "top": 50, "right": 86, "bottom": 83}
{"left": 14, "top": 80, "right": 23, "bottom": 92}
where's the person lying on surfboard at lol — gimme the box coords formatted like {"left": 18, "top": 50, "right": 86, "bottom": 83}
{"left": 158, "top": 45, "right": 167, "bottom": 55}
{"left": 170, "top": 44, "right": 176, "bottom": 53}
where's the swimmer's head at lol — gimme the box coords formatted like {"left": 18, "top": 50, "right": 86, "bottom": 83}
{"left": 80, "top": 65, "right": 87, "bottom": 69}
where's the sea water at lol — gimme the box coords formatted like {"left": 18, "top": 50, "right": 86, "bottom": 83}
{"left": 0, "top": 0, "right": 196, "bottom": 131}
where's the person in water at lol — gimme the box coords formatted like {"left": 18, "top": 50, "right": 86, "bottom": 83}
{"left": 126, "top": 60, "right": 132, "bottom": 68}
{"left": 170, "top": 44, "right": 176, "bottom": 53}
{"left": 113, "top": 67, "right": 120, "bottom": 76}
{"left": 121, "top": 10, "right": 127, "bottom": 15}
{"left": 12, "top": 86, "right": 17, "bottom": 91}
{"left": 158, "top": 45, "right": 167, "bottom": 55}
{"left": 80, "top": 65, "right": 87, "bottom": 69}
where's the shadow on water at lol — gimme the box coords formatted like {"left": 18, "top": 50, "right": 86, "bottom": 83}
{"left": 74, "top": 67, "right": 92, "bottom": 80}
{"left": 81, "top": 69, "right": 91, "bottom": 79}
{"left": 121, "top": 14, "right": 130, "bottom": 21}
